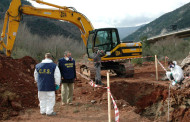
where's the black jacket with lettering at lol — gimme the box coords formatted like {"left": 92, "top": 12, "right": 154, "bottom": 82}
{"left": 35, "top": 63, "right": 56, "bottom": 91}
{"left": 58, "top": 58, "right": 76, "bottom": 83}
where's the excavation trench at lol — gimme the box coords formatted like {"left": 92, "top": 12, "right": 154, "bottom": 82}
{"left": 110, "top": 81, "right": 169, "bottom": 120}
{"left": 110, "top": 81, "right": 190, "bottom": 121}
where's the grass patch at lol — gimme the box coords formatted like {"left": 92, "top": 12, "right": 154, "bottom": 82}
{"left": 73, "top": 109, "right": 80, "bottom": 113}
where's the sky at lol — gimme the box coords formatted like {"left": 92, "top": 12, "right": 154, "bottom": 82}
{"left": 29, "top": 0, "right": 190, "bottom": 29}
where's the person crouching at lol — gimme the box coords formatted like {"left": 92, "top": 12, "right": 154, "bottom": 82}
{"left": 166, "top": 60, "right": 184, "bottom": 86}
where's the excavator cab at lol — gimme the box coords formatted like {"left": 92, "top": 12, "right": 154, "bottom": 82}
{"left": 87, "top": 28, "right": 120, "bottom": 59}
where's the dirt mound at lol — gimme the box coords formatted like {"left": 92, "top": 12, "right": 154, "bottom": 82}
{"left": 181, "top": 52, "right": 190, "bottom": 76}
{"left": 0, "top": 54, "right": 38, "bottom": 120}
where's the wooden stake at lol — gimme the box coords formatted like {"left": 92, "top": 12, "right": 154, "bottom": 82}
{"left": 155, "top": 55, "right": 158, "bottom": 81}
{"left": 107, "top": 72, "right": 111, "bottom": 122}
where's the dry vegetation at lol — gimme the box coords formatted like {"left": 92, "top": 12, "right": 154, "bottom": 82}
{"left": 0, "top": 21, "right": 85, "bottom": 61}
{"left": 142, "top": 36, "right": 190, "bottom": 61}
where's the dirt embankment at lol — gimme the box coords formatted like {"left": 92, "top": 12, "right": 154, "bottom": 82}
{"left": 110, "top": 80, "right": 190, "bottom": 122}
{"left": 0, "top": 54, "right": 38, "bottom": 120}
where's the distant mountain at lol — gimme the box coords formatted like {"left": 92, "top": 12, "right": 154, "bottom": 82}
{"left": 0, "top": 0, "right": 81, "bottom": 41}
{"left": 117, "top": 25, "right": 143, "bottom": 40}
{"left": 123, "top": 2, "right": 190, "bottom": 42}
{"left": 22, "top": 16, "right": 81, "bottom": 40}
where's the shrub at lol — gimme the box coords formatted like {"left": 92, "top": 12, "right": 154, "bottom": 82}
{"left": 2, "top": 22, "right": 86, "bottom": 61}
{"left": 142, "top": 36, "right": 190, "bottom": 61}
{"left": 131, "top": 58, "right": 143, "bottom": 65}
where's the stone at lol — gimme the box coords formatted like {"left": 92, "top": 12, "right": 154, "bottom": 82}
{"left": 30, "top": 64, "right": 35, "bottom": 69}
{"left": 101, "top": 92, "right": 107, "bottom": 100}
{"left": 187, "top": 99, "right": 190, "bottom": 105}
{"left": 91, "top": 100, "right": 96, "bottom": 104}
{"left": 169, "top": 107, "right": 174, "bottom": 112}
{"left": 11, "top": 101, "right": 22, "bottom": 110}
{"left": 181, "top": 53, "right": 190, "bottom": 76}
{"left": 77, "top": 84, "right": 82, "bottom": 87}
{"left": 0, "top": 87, "right": 6, "bottom": 93}
{"left": 0, "top": 62, "right": 3, "bottom": 68}
{"left": 179, "top": 105, "right": 186, "bottom": 109}
{"left": 11, "top": 111, "right": 19, "bottom": 116}
{"left": 161, "top": 75, "right": 168, "bottom": 81}
{"left": 81, "top": 90, "right": 87, "bottom": 94}
{"left": 1, "top": 96, "right": 9, "bottom": 106}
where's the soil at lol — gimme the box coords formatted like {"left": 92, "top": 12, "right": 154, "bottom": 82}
{"left": 0, "top": 55, "right": 190, "bottom": 122}
{"left": 0, "top": 54, "right": 38, "bottom": 120}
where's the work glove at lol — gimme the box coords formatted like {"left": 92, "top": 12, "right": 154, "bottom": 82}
{"left": 171, "top": 80, "right": 177, "bottom": 86}
{"left": 166, "top": 71, "right": 171, "bottom": 75}
{"left": 100, "top": 50, "right": 104, "bottom": 53}
{"left": 55, "top": 85, "right": 60, "bottom": 90}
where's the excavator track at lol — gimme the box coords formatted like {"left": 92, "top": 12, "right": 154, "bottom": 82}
{"left": 113, "top": 63, "right": 134, "bottom": 77}
{"left": 80, "top": 62, "right": 134, "bottom": 79}
{"left": 124, "top": 63, "right": 134, "bottom": 77}
{"left": 80, "top": 65, "right": 96, "bottom": 80}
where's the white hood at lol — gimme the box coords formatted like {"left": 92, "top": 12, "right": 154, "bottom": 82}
{"left": 41, "top": 58, "right": 53, "bottom": 63}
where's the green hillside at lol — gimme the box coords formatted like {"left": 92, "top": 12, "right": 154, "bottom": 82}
{"left": 123, "top": 2, "right": 190, "bottom": 42}
{"left": 0, "top": 0, "right": 81, "bottom": 41}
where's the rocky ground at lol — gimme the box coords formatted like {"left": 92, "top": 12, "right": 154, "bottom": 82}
{"left": 0, "top": 54, "right": 189, "bottom": 122}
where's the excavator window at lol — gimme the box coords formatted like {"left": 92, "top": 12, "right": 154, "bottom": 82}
{"left": 112, "top": 30, "right": 118, "bottom": 48}
{"left": 87, "top": 33, "right": 94, "bottom": 58}
{"left": 95, "top": 30, "right": 112, "bottom": 52}
{"left": 87, "top": 28, "right": 120, "bottom": 59}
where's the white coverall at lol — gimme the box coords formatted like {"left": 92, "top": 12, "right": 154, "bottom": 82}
{"left": 34, "top": 58, "right": 61, "bottom": 114}
{"left": 166, "top": 61, "right": 184, "bottom": 85}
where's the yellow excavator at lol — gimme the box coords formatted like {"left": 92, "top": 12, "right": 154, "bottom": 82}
{"left": 0, "top": 0, "right": 142, "bottom": 78}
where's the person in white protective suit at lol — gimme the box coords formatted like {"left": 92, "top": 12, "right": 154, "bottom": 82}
{"left": 34, "top": 53, "right": 61, "bottom": 116}
{"left": 166, "top": 60, "right": 184, "bottom": 86}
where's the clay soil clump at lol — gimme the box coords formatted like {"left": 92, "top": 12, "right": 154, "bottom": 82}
{"left": 0, "top": 54, "right": 38, "bottom": 120}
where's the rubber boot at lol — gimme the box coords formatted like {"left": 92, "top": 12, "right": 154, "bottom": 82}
{"left": 98, "top": 80, "right": 105, "bottom": 85}
{"left": 95, "top": 80, "right": 99, "bottom": 85}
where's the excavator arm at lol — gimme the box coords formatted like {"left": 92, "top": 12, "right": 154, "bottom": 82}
{"left": 0, "top": 0, "right": 94, "bottom": 56}
{"left": 0, "top": 0, "right": 22, "bottom": 56}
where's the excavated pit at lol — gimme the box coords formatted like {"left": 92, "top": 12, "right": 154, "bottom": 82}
{"left": 110, "top": 81, "right": 190, "bottom": 121}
